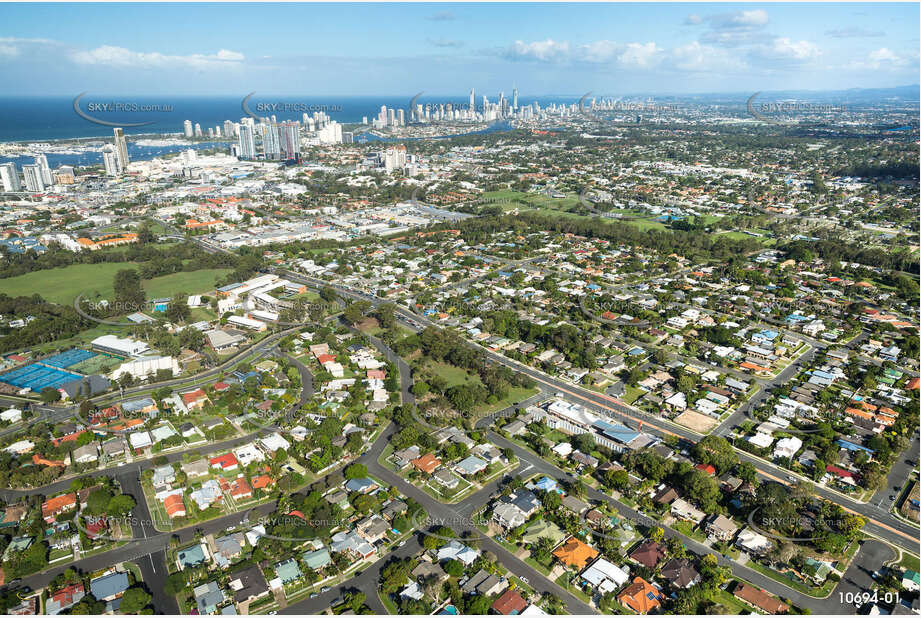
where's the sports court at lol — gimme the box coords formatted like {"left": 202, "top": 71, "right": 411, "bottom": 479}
{"left": 40, "top": 349, "right": 97, "bottom": 368}
{"left": 0, "top": 363, "right": 83, "bottom": 390}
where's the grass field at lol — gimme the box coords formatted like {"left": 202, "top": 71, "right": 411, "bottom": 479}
{"left": 623, "top": 385, "right": 644, "bottom": 404}
{"left": 429, "top": 361, "right": 478, "bottom": 388}
{"left": 142, "top": 268, "right": 231, "bottom": 298}
{"left": 428, "top": 361, "right": 538, "bottom": 416}
{"left": 1, "top": 264, "right": 230, "bottom": 305}
{"left": 2, "top": 262, "right": 135, "bottom": 304}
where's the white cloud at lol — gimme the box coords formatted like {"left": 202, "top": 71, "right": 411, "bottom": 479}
{"left": 842, "top": 47, "right": 916, "bottom": 72}
{"left": 504, "top": 39, "right": 663, "bottom": 67}
{"left": 670, "top": 41, "right": 746, "bottom": 73}
{"left": 504, "top": 39, "right": 571, "bottom": 63}
{"left": 578, "top": 40, "right": 620, "bottom": 63}
{"left": 695, "top": 9, "right": 772, "bottom": 48}
{"left": 71, "top": 46, "right": 245, "bottom": 69}
{"left": 0, "top": 37, "right": 58, "bottom": 61}
{"left": 766, "top": 37, "right": 821, "bottom": 61}
{"left": 868, "top": 48, "right": 899, "bottom": 63}
{"left": 617, "top": 42, "right": 663, "bottom": 69}
{"left": 730, "top": 9, "right": 769, "bottom": 27}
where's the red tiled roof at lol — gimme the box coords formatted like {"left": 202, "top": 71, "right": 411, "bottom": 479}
{"left": 182, "top": 388, "right": 208, "bottom": 404}
{"left": 252, "top": 475, "right": 275, "bottom": 490}
{"left": 209, "top": 453, "right": 239, "bottom": 469}
{"left": 695, "top": 463, "right": 716, "bottom": 476}
{"left": 42, "top": 493, "right": 76, "bottom": 520}
{"left": 164, "top": 494, "right": 186, "bottom": 518}
{"left": 491, "top": 589, "right": 528, "bottom": 615}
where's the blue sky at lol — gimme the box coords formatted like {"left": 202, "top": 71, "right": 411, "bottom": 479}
{"left": 0, "top": 2, "right": 917, "bottom": 96}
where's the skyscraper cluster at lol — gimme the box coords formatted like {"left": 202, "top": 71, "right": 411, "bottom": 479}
{"left": 0, "top": 143, "right": 94, "bottom": 191}
{"left": 404, "top": 86, "right": 530, "bottom": 124}
{"left": 184, "top": 119, "right": 236, "bottom": 140}
{"left": 231, "top": 110, "right": 345, "bottom": 161}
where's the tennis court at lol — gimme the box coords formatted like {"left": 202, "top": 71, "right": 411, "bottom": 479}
{"left": 0, "top": 363, "right": 83, "bottom": 390}
{"left": 41, "top": 349, "right": 97, "bottom": 368}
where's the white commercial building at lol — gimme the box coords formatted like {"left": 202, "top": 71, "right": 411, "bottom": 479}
{"left": 91, "top": 335, "right": 150, "bottom": 357}
{"left": 110, "top": 356, "right": 179, "bottom": 380}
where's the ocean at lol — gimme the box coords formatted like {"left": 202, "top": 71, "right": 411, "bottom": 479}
{"left": 0, "top": 94, "right": 581, "bottom": 142}
{"left": 0, "top": 94, "right": 578, "bottom": 168}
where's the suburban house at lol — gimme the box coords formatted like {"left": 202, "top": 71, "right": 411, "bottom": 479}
{"left": 617, "top": 577, "right": 663, "bottom": 614}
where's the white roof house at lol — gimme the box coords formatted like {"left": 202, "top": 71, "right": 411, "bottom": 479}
{"left": 436, "top": 540, "right": 479, "bottom": 565}
{"left": 4, "top": 439, "right": 34, "bottom": 455}
{"left": 736, "top": 528, "right": 772, "bottom": 554}
{"left": 129, "top": 431, "right": 153, "bottom": 450}
{"left": 773, "top": 436, "right": 803, "bottom": 460}
{"left": 245, "top": 525, "right": 266, "bottom": 547}
{"left": 580, "top": 558, "right": 629, "bottom": 594}
{"left": 748, "top": 432, "right": 774, "bottom": 449}
{"left": 234, "top": 443, "right": 265, "bottom": 466}
{"left": 552, "top": 442, "right": 574, "bottom": 457}
{"left": 260, "top": 432, "right": 291, "bottom": 453}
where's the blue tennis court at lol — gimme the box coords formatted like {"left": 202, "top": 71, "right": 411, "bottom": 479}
{"left": 0, "top": 363, "right": 82, "bottom": 390}
{"left": 41, "top": 349, "right": 97, "bottom": 368}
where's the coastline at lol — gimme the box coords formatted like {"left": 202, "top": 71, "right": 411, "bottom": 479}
{"left": 0, "top": 131, "right": 186, "bottom": 146}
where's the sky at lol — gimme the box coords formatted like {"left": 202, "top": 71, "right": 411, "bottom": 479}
{"left": 0, "top": 2, "right": 918, "bottom": 97}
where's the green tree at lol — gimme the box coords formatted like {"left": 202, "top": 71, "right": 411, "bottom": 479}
{"left": 113, "top": 268, "right": 145, "bottom": 309}
{"left": 107, "top": 494, "right": 136, "bottom": 517}
{"left": 163, "top": 573, "right": 188, "bottom": 595}
{"left": 344, "top": 463, "right": 368, "bottom": 480}
{"left": 118, "top": 587, "right": 152, "bottom": 614}
{"left": 40, "top": 387, "right": 61, "bottom": 403}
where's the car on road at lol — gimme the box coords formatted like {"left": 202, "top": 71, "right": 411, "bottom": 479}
{"left": 520, "top": 577, "right": 529, "bottom": 584}
{"left": 786, "top": 475, "right": 796, "bottom": 482}
{"left": 321, "top": 587, "right": 331, "bottom": 593}
{"left": 889, "top": 495, "right": 897, "bottom": 501}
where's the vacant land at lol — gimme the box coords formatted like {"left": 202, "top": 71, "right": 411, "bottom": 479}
{"left": 429, "top": 361, "right": 478, "bottom": 388}
{"left": 428, "top": 361, "right": 538, "bottom": 416}
{"left": 674, "top": 409, "right": 719, "bottom": 434}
